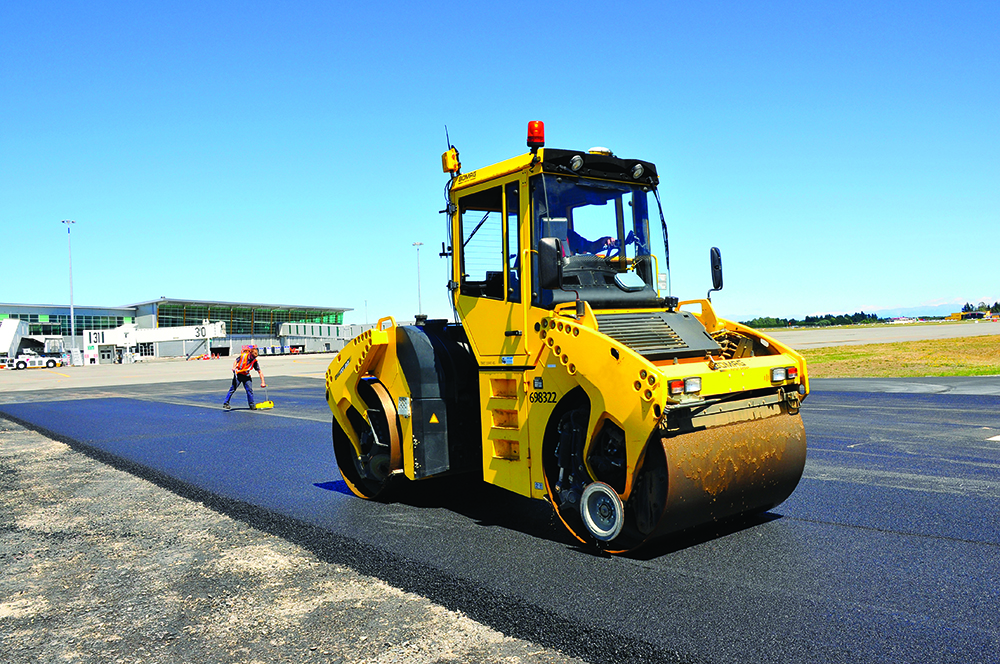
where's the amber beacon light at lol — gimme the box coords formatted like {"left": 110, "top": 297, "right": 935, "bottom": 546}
{"left": 441, "top": 147, "right": 460, "bottom": 174}
{"left": 527, "top": 120, "right": 545, "bottom": 149}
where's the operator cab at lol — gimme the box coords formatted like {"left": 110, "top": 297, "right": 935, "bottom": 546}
{"left": 443, "top": 122, "right": 675, "bottom": 363}
{"left": 530, "top": 148, "right": 662, "bottom": 310}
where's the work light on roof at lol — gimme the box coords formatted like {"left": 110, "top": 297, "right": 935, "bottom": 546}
{"left": 570, "top": 155, "right": 584, "bottom": 171}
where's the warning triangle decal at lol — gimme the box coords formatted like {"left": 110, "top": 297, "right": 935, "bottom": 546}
{"left": 429, "top": 413, "right": 440, "bottom": 424}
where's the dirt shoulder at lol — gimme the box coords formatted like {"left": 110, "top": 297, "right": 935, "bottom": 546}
{"left": 0, "top": 419, "right": 581, "bottom": 664}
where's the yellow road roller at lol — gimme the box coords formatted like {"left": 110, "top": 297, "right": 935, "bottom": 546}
{"left": 326, "top": 121, "right": 808, "bottom": 553}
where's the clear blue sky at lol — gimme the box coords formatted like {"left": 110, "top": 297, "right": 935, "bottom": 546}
{"left": 3, "top": 1, "right": 997, "bottom": 323}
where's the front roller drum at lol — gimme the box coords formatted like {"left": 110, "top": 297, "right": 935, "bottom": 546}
{"left": 632, "top": 408, "right": 807, "bottom": 546}
{"left": 552, "top": 405, "right": 806, "bottom": 552}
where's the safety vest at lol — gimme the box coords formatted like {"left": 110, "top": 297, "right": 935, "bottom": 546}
{"left": 233, "top": 350, "right": 257, "bottom": 374}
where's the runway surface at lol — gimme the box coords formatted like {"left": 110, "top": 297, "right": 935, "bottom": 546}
{"left": 768, "top": 320, "right": 1000, "bottom": 349}
{"left": 2, "top": 376, "right": 998, "bottom": 663}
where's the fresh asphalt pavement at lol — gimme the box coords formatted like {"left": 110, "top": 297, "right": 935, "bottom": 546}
{"left": 1, "top": 375, "right": 998, "bottom": 664}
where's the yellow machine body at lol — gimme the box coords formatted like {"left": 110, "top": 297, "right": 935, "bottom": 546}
{"left": 326, "top": 134, "right": 808, "bottom": 552}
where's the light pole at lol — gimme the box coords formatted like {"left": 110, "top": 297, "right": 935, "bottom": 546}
{"left": 61, "top": 220, "right": 76, "bottom": 351}
{"left": 412, "top": 242, "right": 423, "bottom": 315}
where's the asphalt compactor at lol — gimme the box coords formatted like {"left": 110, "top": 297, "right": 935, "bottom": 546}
{"left": 326, "top": 122, "right": 808, "bottom": 553}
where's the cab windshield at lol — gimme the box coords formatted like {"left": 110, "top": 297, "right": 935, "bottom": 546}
{"left": 531, "top": 174, "right": 662, "bottom": 308}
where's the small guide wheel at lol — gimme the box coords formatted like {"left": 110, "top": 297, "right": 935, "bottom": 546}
{"left": 580, "top": 481, "right": 624, "bottom": 542}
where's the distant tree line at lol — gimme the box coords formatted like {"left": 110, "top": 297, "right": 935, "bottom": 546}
{"left": 744, "top": 302, "right": 1000, "bottom": 329}
{"left": 962, "top": 301, "right": 1000, "bottom": 313}
{"left": 741, "top": 312, "right": 881, "bottom": 329}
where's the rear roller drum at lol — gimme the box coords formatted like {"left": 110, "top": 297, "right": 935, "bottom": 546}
{"left": 332, "top": 416, "right": 391, "bottom": 500}
{"left": 332, "top": 381, "right": 402, "bottom": 500}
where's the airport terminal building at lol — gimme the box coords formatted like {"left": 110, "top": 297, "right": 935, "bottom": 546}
{"left": 1, "top": 298, "right": 369, "bottom": 364}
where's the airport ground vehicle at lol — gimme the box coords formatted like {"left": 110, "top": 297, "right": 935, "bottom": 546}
{"left": 6, "top": 351, "right": 64, "bottom": 370}
{"left": 2, "top": 319, "right": 67, "bottom": 370}
{"left": 326, "top": 122, "right": 808, "bottom": 552}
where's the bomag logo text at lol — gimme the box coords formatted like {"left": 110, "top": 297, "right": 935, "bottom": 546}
{"left": 455, "top": 170, "right": 478, "bottom": 185}
{"left": 712, "top": 359, "right": 747, "bottom": 370}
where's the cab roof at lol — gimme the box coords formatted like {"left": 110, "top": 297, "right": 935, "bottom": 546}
{"left": 450, "top": 148, "right": 659, "bottom": 192}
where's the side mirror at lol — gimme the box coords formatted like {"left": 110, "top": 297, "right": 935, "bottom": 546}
{"left": 707, "top": 247, "right": 723, "bottom": 300}
{"left": 538, "top": 237, "right": 563, "bottom": 290}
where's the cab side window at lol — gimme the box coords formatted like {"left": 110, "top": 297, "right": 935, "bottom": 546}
{"left": 460, "top": 185, "right": 504, "bottom": 299}
{"left": 505, "top": 182, "right": 521, "bottom": 303}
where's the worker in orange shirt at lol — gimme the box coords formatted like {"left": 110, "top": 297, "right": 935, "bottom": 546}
{"left": 223, "top": 345, "right": 266, "bottom": 410}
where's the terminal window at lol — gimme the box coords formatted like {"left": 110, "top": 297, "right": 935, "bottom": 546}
{"left": 156, "top": 304, "right": 343, "bottom": 334}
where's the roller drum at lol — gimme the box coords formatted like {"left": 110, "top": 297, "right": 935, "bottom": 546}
{"left": 642, "top": 408, "right": 807, "bottom": 542}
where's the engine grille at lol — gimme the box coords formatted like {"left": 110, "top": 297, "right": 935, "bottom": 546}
{"left": 595, "top": 312, "right": 721, "bottom": 361}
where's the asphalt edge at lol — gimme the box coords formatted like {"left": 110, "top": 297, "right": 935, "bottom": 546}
{"left": 0, "top": 410, "right": 697, "bottom": 664}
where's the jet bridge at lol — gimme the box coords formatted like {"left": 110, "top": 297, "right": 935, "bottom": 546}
{"left": 82, "top": 321, "right": 227, "bottom": 364}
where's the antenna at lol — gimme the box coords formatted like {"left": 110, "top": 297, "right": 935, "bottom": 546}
{"left": 444, "top": 125, "right": 452, "bottom": 149}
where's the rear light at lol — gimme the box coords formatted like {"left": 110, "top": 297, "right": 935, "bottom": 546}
{"left": 669, "top": 377, "right": 702, "bottom": 395}
{"left": 771, "top": 366, "right": 799, "bottom": 382}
